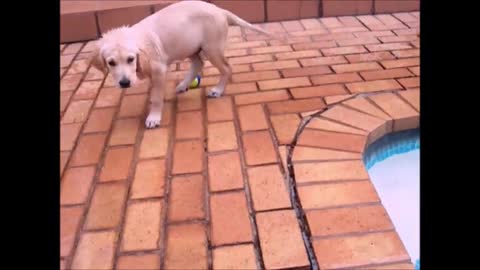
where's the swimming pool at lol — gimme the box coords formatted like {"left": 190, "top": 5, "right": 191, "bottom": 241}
{"left": 363, "top": 129, "right": 420, "bottom": 269}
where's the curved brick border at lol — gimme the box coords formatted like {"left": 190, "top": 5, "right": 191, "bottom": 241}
{"left": 287, "top": 90, "right": 419, "bottom": 269}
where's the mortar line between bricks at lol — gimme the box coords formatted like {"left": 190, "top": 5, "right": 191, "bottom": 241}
{"left": 64, "top": 69, "right": 125, "bottom": 270}
{"left": 231, "top": 99, "right": 266, "bottom": 270}
{"left": 310, "top": 229, "right": 395, "bottom": 241}
{"left": 111, "top": 92, "right": 147, "bottom": 269}
{"left": 284, "top": 107, "right": 332, "bottom": 270}
{"left": 158, "top": 92, "right": 179, "bottom": 269}
{"left": 199, "top": 88, "right": 214, "bottom": 270}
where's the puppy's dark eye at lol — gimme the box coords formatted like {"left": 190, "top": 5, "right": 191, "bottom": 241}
{"left": 127, "top": 56, "right": 135, "bottom": 64}
{"left": 108, "top": 60, "right": 116, "bottom": 67}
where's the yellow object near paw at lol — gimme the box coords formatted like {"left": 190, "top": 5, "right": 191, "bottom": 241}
{"left": 189, "top": 75, "right": 201, "bottom": 89}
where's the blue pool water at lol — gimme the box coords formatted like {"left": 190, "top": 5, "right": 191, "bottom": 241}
{"left": 363, "top": 129, "right": 420, "bottom": 269}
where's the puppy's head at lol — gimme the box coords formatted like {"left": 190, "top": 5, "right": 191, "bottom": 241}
{"left": 90, "top": 26, "right": 151, "bottom": 89}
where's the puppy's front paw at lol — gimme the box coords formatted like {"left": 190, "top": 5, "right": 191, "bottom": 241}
{"left": 145, "top": 112, "right": 162, "bottom": 129}
{"left": 175, "top": 83, "right": 188, "bottom": 94}
{"left": 207, "top": 87, "right": 223, "bottom": 98}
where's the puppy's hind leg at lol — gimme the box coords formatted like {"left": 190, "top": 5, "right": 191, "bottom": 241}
{"left": 203, "top": 48, "right": 231, "bottom": 98}
{"left": 176, "top": 54, "right": 204, "bottom": 93}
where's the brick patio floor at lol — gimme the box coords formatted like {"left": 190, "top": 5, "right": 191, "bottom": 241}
{"left": 60, "top": 12, "right": 420, "bottom": 270}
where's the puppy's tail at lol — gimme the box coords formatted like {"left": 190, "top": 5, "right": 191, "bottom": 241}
{"left": 223, "top": 9, "right": 275, "bottom": 38}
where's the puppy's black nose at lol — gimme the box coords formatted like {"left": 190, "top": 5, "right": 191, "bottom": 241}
{"left": 119, "top": 78, "right": 131, "bottom": 88}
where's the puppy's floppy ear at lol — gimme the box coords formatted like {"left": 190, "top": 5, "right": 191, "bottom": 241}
{"left": 89, "top": 43, "right": 107, "bottom": 74}
{"left": 136, "top": 49, "right": 151, "bottom": 79}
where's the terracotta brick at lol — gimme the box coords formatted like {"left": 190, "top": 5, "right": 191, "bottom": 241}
{"left": 269, "top": 36, "right": 312, "bottom": 46}
{"left": 250, "top": 45, "right": 292, "bottom": 55}
{"left": 270, "top": 114, "right": 301, "bottom": 144}
{"left": 398, "top": 77, "right": 420, "bottom": 88}
{"left": 60, "top": 91, "right": 73, "bottom": 113}
{"left": 354, "top": 30, "right": 394, "bottom": 38}
{"left": 298, "top": 181, "right": 379, "bottom": 209}
{"left": 67, "top": 59, "right": 90, "bottom": 75}
{"left": 177, "top": 89, "right": 203, "bottom": 111}
{"left": 369, "top": 93, "right": 419, "bottom": 131}
{"left": 85, "top": 182, "right": 127, "bottom": 230}
{"left": 60, "top": 259, "right": 66, "bottom": 270}
{"left": 237, "top": 104, "right": 268, "bottom": 131}
{"left": 121, "top": 201, "right": 163, "bottom": 251}
{"left": 306, "top": 205, "right": 393, "bottom": 236}
{"left": 60, "top": 206, "right": 83, "bottom": 257}
{"left": 332, "top": 62, "right": 382, "bottom": 73}
{"left": 360, "top": 68, "right": 413, "bottom": 81}
{"left": 292, "top": 40, "right": 337, "bottom": 51}
{"left": 172, "top": 140, "right": 204, "bottom": 174}
{"left": 256, "top": 210, "right": 309, "bottom": 269}
{"left": 70, "top": 134, "right": 107, "bottom": 166}
{"left": 131, "top": 159, "right": 166, "bottom": 199}
{"left": 210, "top": 191, "right": 252, "bottom": 246}
{"left": 343, "top": 97, "right": 392, "bottom": 121}
{"left": 307, "top": 117, "right": 366, "bottom": 135}
{"left": 95, "top": 87, "right": 122, "bottom": 108}
{"left": 71, "top": 231, "right": 116, "bottom": 270}
{"left": 234, "top": 90, "right": 290, "bottom": 105}
{"left": 139, "top": 127, "right": 170, "bottom": 159}
{"left": 227, "top": 40, "right": 267, "bottom": 50}
{"left": 118, "top": 94, "right": 147, "bottom": 118}
{"left": 329, "top": 26, "right": 369, "bottom": 33}
{"left": 358, "top": 262, "right": 414, "bottom": 269}
{"left": 336, "top": 37, "right": 380, "bottom": 46}
{"left": 85, "top": 67, "right": 105, "bottom": 81}
{"left": 62, "top": 100, "right": 93, "bottom": 124}
{"left": 176, "top": 111, "right": 204, "bottom": 140}
{"left": 392, "top": 49, "right": 420, "bottom": 59}
{"left": 300, "top": 55, "right": 348, "bottom": 67}
{"left": 229, "top": 54, "right": 273, "bottom": 65}
{"left": 281, "top": 66, "right": 332, "bottom": 79}
{"left": 225, "top": 82, "right": 258, "bottom": 95}
{"left": 323, "top": 0, "right": 372, "bottom": 17}
{"left": 61, "top": 166, "right": 95, "bottom": 205}
{"left": 61, "top": 74, "right": 83, "bottom": 92}
{"left": 104, "top": 74, "right": 116, "bottom": 87}
{"left": 208, "top": 121, "right": 238, "bottom": 152}
{"left": 266, "top": 0, "right": 301, "bottom": 21}
{"left": 164, "top": 223, "right": 208, "bottom": 269}
{"left": 292, "top": 146, "right": 362, "bottom": 162}
{"left": 208, "top": 152, "right": 244, "bottom": 192}
{"left": 282, "top": 20, "right": 305, "bottom": 32}
{"left": 291, "top": 84, "right": 348, "bottom": 98}
{"left": 322, "top": 45, "right": 368, "bottom": 56}
{"left": 252, "top": 60, "right": 300, "bottom": 71}
{"left": 338, "top": 16, "right": 363, "bottom": 27}
{"left": 169, "top": 174, "right": 205, "bottom": 222}
{"left": 298, "top": 129, "right": 366, "bottom": 152}
{"left": 212, "top": 0, "right": 264, "bottom": 23}
{"left": 60, "top": 151, "right": 70, "bottom": 176}
{"left": 347, "top": 79, "right": 403, "bottom": 93}
{"left": 117, "top": 254, "right": 160, "bottom": 270}
{"left": 398, "top": 89, "right": 420, "bottom": 111}
{"left": 409, "top": 66, "right": 420, "bottom": 76}
{"left": 290, "top": 29, "right": 328, "bottom": 37}
{"left": 258, "top": 77, "right": 311, "bottom": 91}
{"left": 232, "top": 70, "right": 281, "bottom": 83}
{"left": 310, "top": 32, "right": 356, "bottom": 41}
{"left": 73, "top": 80, "right": 102, "bottom": 100}
{"left": 346, "top": 51, "right": 396, "bottom": 63}
{"left": 83, "top": 108, "right": 115, "bottom": 133}
{"left": 242, "top": 131, "right": 277, "bottom": 166}
{"left": 381, "top": 57, "right": 420, "bottom": 69}
{"left": 313, "top": 231, "right": 409, "bottom": 269}
{"left": 97, "top": 5, "right": 151, "bottom": 33}
{"left": 109, "top": 118, "right": 140, "bottom": 146}
{"left": 225, "top": 48, "right": 248, "bottom": 57}
{"left": 99, "top": 147, "right": 134, "bottom": 182}
{"left": 247, "top": 165, "right": 290, "bottom": 211}
{"left": 311, "top": 72, "right": 363, "bottom": 85}
{"left": 276, "top": 50, "right": 322, "bottom": 60}
{"left": 366, "top": 42, "right": 412, "bottom": 52}
{"left": 379, "top": 35, "right": 418, "bottom": 43}
{"left": 325, "top": 94, "right": 355, "bottom": 105}
{"left": 60, "top": 54, "right": 74, "bottom": 68}
{"left": 213, "top": 244, "right": 257, "bottom": 270}
{"left": 203, "top": 64, "right": 250, "bottom": 76}
{"left": 60, "top": 123, "right": 82, "bottom": 151}
{"left": 207, "top": 96, "right": 234, "bottom": 122}
{"left": 322, "top": 105, "right": 388, "bottom": 141}
{"left": 161, "top": 102, "right": 174, "bottom": 127}
{"left": 268, "top": 98, "right": 325, "bottom": 114}
{"left": 294, "top": 160, "right": 369, "bottom": 184}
